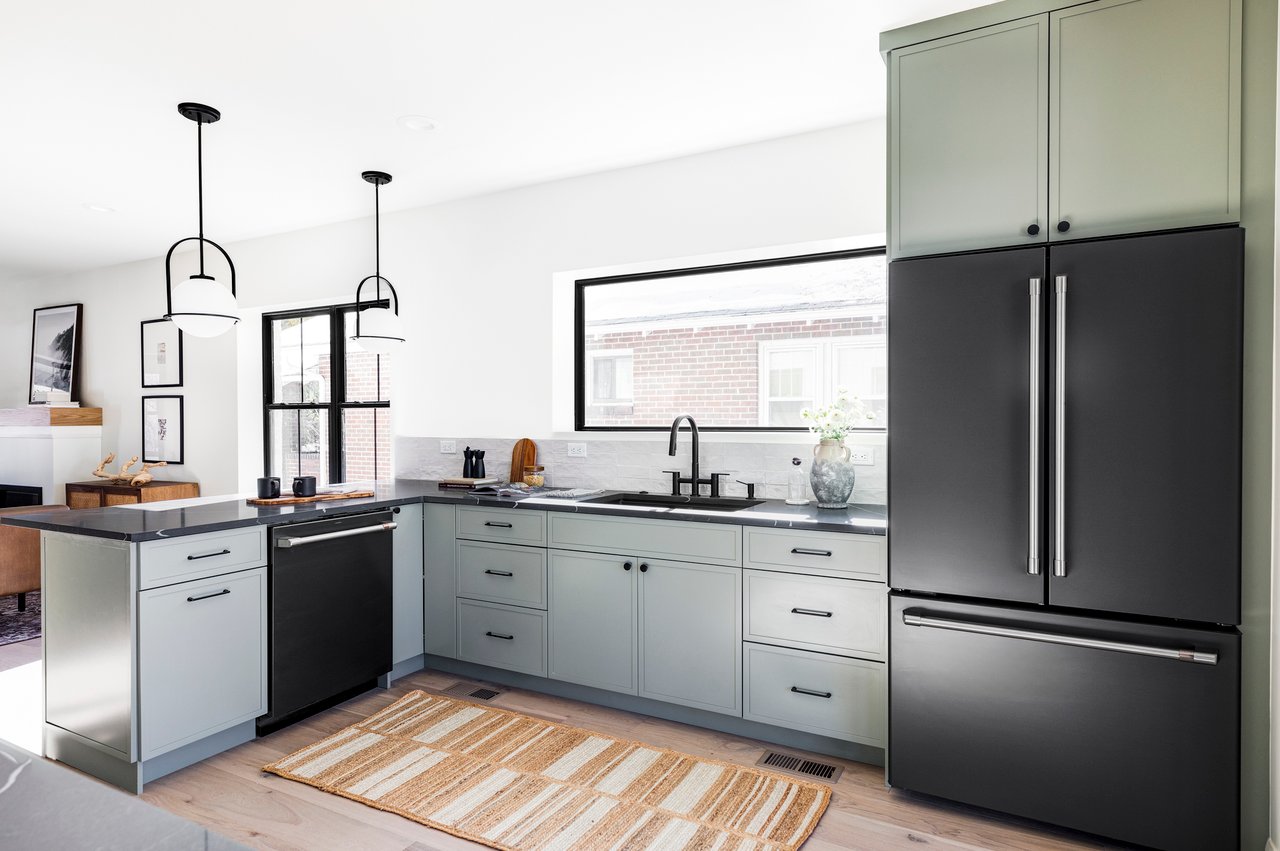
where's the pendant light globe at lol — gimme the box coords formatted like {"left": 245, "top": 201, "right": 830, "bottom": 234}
{"left": 350, "top": 306, "right": 403, "bottom": 354}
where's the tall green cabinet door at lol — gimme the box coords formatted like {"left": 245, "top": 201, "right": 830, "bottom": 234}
{"left": 547, "top": 550, "right": 637, "bottom": 695}
{"left": 639, "top": 559, "right": 741, "bottom": 716}
{"left": 1049, "top": 0, "right": 1241, "bottom": 241}
{"left": 890, "top": 17, "right": 1048, "bottom": 259}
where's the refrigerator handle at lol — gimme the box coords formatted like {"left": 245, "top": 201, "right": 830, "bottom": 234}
{"left": 1053, "top": 275, "right": 1067, "bottom": 578}
{"left": 1028, "top": 277, "right": 1041, "bottom": 575}
{"left": 902, "top": 612, "right": 1218, "bottom": 665}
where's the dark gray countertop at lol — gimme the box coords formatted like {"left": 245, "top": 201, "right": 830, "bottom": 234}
{"left": 0, "top": 479, "right": 886, "bottom": 542}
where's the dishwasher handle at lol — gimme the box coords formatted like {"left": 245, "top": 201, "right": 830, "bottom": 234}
{"left": 276, "top": 521, "right": 397, "bottom": 548}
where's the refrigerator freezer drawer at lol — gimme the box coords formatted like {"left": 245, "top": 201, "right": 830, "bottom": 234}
{"left": 889, "top": 596, "right": 1239, "bottom": 851}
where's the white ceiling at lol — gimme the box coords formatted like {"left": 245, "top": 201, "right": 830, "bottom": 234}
{"left": 0, "top": 0, "right": 989, "bottom": 285}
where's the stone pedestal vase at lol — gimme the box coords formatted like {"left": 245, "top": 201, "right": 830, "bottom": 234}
{"left": 810, "top": 438, "right": 855, "bottom": 509}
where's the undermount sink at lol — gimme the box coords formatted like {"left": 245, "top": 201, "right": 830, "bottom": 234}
{"left": 579, "top": 492, "right": 764, "bottom": 512}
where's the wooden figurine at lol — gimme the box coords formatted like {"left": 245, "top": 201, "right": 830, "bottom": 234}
{"left": 91, "top": 453, "right": 167, "bottom": 487}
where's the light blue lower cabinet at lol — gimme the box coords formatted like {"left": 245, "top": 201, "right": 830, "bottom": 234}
{"left": 391, "top": 504, "right": 426, "bottom": 666}
{"left": 743, "top": 642, "right": 886, "bottom": 747}
{"left": 138, "top": 567, "right": 268, "bottom": 761}
{"left": 547, "top": 550, "right": 637, "bottom": 695}
{"left": 456, "top": 598, "right": 548, "bottom": 676}
{"left": 639, "top": 559, "right": 742, "bottom": 716}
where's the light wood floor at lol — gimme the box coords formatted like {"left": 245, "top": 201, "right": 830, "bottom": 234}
{"left": 124, "top": 666, "right": 1125, "bottom": 851}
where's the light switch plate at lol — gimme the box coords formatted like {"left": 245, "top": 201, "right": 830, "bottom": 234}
{"left": 849, "top": 445, "right": 875, "bottom": 465}
{"left": 440, "top": 440, "right": 457, "bottom": 454}
{"left": 567, "top": 443, "right": 588, "bottom": 458}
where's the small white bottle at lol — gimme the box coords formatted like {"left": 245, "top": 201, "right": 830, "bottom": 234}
{"left": 786, "top": 457, "right": 809, "bottom": 505}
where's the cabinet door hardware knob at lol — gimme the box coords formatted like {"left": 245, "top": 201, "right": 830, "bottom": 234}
{"left": 484, "top": 521, "right": 513, "bottom": 528}
{"left": 791, "top": 607, "right": 834, "bottom": 618}
{"left": 484, "top": 569, "right": 514, "bottom": 577}
{"left": 485, "top": 631, "right": 515, "bottom": 640}
{"left": 790, "top": 548, "right": 832, "bottom": 557}
{"left": 623, "top": 561, "right": 633, "bottom": 571}
{"left": 186, "top": 588, "right": 231, "bottom": 603}
{"left": 790, "top": 686, "right": 833, "bottom": 699}
{"left": 639, "top": 563, "right": 649, "bottom": 572}
{"left": 1027, "top": 223, "right": 1040, "bottom": 236}
{"left": 187, "top": 548, "right": 231, "bottom": 561}
{"left": 1057, "top": 220, "right": 1071, "bottom": 233}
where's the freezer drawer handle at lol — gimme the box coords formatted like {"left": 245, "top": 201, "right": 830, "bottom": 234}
{"left": 790, "top": 548, "right": 832, "bottom": 557}
{"left": 1054, "top": 275, "right": 1067, "bottom": 577}
{"left": 484, "top": 521, "right": 513, "bottom": 528}
{"left": 791, "top": 607, "right": 833, "bottom": 618}
{"left": 187, "top": 548, "right": 231, "bottom": 561}
{"left": 790, "top": 686, "right": 833, "bottom": 699}
{"left": 276, "top": 521, "right": 398, "bottom": 548}
{"left": 902, "top": 612, "right": 1217, "bottom": 665}
{"left": 484, "top": 569, "right": 514, "bottom": 577}
{"left": 186, "top": 588, "right": 230, "bottom": 603}
{"left": 485, "top": 631, "right": 515, "bottom": 641}
{"left": 1028, "top": 277, "right": 1042, "bottom": 576}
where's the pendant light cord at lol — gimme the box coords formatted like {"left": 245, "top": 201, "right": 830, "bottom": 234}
{"left": 197, "top": 118, "right": 205, "bottom": 276}
{"left": 374, "top": 181, "right": 381, "bottom": 301}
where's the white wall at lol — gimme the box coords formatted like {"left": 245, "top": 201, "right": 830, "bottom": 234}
{"left": 0, "top": 120, "right": 885, "bottom": 495}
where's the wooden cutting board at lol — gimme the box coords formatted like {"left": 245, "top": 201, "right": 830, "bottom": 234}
{"left": 509, "top": 438, "right": 538, "bottom": 483}
{"left": 246, "top": 490, "right": 375, "bottom": 506}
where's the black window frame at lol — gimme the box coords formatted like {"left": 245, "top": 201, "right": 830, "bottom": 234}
{"left": 574, "top": 246, "right": 888, "bottom": 432}
{"left": 262, "top": 300, "right": 390, "bottom": 483}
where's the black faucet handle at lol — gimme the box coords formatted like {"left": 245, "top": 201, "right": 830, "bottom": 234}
{"left": 662, "top": 470, "right": 683, "bottom": 496}
{"left": 735, "top": 480, "right": 756, "bottom": 499}
{"left": 709, "top": 472, "right": 729, "bottom": 498}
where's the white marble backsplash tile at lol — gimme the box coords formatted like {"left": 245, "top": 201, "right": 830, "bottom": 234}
{"left": 396, "top": 435, "right": 887, "bottom": 505}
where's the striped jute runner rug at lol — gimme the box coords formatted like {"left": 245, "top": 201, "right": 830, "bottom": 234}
{"left": 264, "top": 689, "right": 830, "bottom": 850}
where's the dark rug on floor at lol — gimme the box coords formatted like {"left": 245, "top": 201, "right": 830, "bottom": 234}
{"left": 0, "top": 591, "right": 40, "bottom": 647}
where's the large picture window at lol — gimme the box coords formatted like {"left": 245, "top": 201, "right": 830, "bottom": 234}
{"left": 262, "top": 304, "right": 391, "bottom": 486}
{"left": 575, "top": 248, "right": 887, "bottom": 430}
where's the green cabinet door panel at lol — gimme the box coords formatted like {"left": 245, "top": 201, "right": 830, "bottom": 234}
{"left": 547, "top": 550, "right": 638, "bottom": 695}
{"left": 391, "top": 504, "right": 425, "bottom": 665}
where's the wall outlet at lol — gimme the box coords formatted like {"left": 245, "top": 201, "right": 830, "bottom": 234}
{"left": 849, "top": 445, "right": 875, "bottom": 465}
{"left": 439, "top": 440, "right": 456, "bottom": 454}
{"left": 567, "top": 442, "right": 588, "bottom": 458}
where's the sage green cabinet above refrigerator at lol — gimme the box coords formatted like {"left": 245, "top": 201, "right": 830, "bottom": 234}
{"left": 887, "top": 0, "right": 1240, "bottom": 259}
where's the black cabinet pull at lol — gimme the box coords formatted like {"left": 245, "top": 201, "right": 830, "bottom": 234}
{"left": 790, "top": 548, "right": 832, "bottom": 557}
{"left": 791, "top": 686, "right": 832, "bottom": 699}
{"left": 1057, "top": 220, "right": 1071, "bottom": 233}
{"left": 485, "top": 631, "right": 514, "bottom": 640}
{"left": 484, "top": 521, "right": 513, "bottom": 528}
{"left": 791, "top": 607, "right": 833, "bottom": 618}
{"left": 187, "top": 549, "right": 231, "bottom": 561}
{"left": 623, "top": 561, "right": 633, "bottom": 571}
{"left": 639, "top": 563, "right": 649, "bottom": 572}
{"left": 1026, "top": 223, "right": 1040, "bottom": 236}
{"left": 186, "top": 588, "right": 230, "bottom": 603}
{"left": 484, "top": 569, "right": 514, "bottom": 577}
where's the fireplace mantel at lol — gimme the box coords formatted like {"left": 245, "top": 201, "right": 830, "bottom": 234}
{"left": 0, "top": 408, "right": 103, "bottom": 504}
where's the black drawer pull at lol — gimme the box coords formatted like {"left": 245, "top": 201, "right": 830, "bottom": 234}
{"left": 791, "top": 607, "right": 833, "bottom": 618}
{"left": 484, "top": 521, "right": 513, "bottom": 528}
{"left": 485, "top": 631, "right": 514, "bottom": 640}
{"left": 484, "top": 569, "right": 514, "bottom": 577}
{"left": 186, "top": 588, "right": 230, "bottom": 603}
{"left": 187, "top": 548, "right": 231, "bottom": 561}
{"left": 790, "top": 548, "right": 832, "bottom": 557}
{"left": 791, "top": 686, "right": 832, "bottom": 699}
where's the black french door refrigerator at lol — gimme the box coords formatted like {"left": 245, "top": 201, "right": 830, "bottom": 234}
{"left": 887, "top": 226, "right": 1242, "bottom": 851}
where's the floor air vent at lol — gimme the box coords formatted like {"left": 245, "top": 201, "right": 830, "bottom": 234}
{"left": 441, "top": 682, "right": 504, "bottom": 702}
{"left": 755, "top": 750, "right": 843, "bottom": 783}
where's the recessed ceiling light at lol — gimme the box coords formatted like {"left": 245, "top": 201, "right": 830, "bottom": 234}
{"left": 83, "top": 202, "right": 117, "bottom": 213}
{"left": 396, "top": 114, "right": 438, "bottom": 132}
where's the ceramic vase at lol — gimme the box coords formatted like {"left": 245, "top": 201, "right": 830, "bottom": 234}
{"left": 810, "top": 438, "right": 855, "bottom": 508}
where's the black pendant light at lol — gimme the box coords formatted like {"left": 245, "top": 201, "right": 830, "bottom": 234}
{"left": 350, "top": 170, "right": 404, "bottom": 353}
{"left": 163, "top": 102, "right": 239, "bottom": 338}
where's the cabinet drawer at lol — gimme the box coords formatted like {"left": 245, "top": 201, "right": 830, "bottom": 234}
{"left": 744, "top": 528, "right": 884, "bottom": 580}
{"left": 139, "top": 567, "right": 267, "bottom": 760}
{"left": 744, "top": 643, "right": 885, "bottom": 746}
{"left": 457, "top": 540, "right": 547, "bottom": 609}
{"left": 138, "top": 527, "right": 267, "bottom": 590}
{"left": 549, "top": 513, "right": 741, "bottom": 566}
{"left": 744, "top": 570, "right": 885, "bottom": 660}
{"left": 457, "top": 599, "right": 547, "bottom": 676}
{"left": 456, "top": 507, "right": 546, "bottom": 545}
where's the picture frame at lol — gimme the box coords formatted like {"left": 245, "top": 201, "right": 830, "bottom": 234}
{"left": 140, "top": 319, "right": 184, "bottom": 388}
{"left": 29, "top": 303, "right": 83, "bottom": 404}
{"left": 142, "top": 395, "right": 184, "bottom": 465}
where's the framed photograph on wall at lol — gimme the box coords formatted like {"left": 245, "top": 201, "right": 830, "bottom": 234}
{"left": 29, "top": 303, "right": 83, "bottom": 403}
{"left": 140, "top": 319, "right": 183, "bottom": 387}
{"left": 142, "top": 395, "right": 184, "bottom": 464}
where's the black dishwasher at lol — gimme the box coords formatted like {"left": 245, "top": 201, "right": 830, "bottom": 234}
{"left": 257, "top": 510, "right": 395, "bottom": 734}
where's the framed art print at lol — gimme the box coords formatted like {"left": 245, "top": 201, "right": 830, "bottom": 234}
{"left": 140, "top": 319, "right": 183, "bottom": 387}
{"left": 29, "top": 303, "right": 83, "bottom": 403}
{"left": 142, "top": 395, "right": 184, "bottom": 464}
